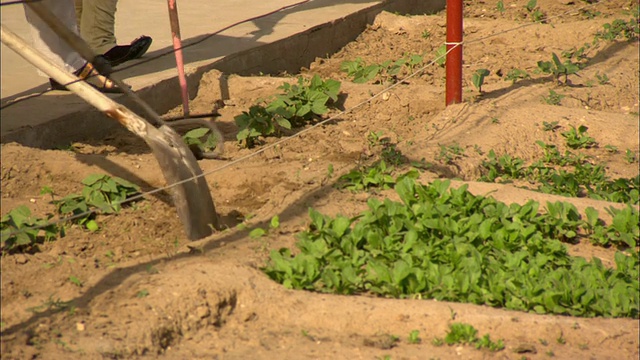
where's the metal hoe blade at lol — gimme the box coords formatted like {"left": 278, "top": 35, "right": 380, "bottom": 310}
{"left": 1, "top": 23, "right": 218, "bottom": 239}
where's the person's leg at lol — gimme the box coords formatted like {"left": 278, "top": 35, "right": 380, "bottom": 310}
{"left": 24, "top": 0, "right": 85, "bottom": 75}
{"left": 23, "top": 0, "right": 125, "bottom": 92}
{"left": 79, "top": 0, "right": 118, "bottom": 55}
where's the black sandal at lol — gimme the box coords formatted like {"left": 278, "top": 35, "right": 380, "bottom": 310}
{"left": 49, "top": 62, "right": 128, "bottom": 94}
{"left": 102, "top": 35, "right": 153, "bottom": 67}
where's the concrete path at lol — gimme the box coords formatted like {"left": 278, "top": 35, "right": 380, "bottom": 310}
{"left": 1, "top": 0, "right": 443, "bottom": 147}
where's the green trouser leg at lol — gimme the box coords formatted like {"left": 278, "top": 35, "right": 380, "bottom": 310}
{"left": 74, "top": 0, "right": 118, "bottom": 55}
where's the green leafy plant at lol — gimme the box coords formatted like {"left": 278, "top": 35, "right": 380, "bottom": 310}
{"left": 340, "top": 55, "right": 423, "bottom": 84}
{"left": 524, "top": 0, "right": 545, "bottom": 22}
{"left": 267, "top": 75, "right": 341, "bottom": 126}
{"left": 496, "top": 0, "right": 505, "bottom": 13}
{"left": 340, "top": 58, "right": 381, "bottom": 84}
{"left": 443, "top": 323, "right": 504, "bottom": 351}
{"left": 561, "top": 125, "right": 597, "bottom": 149}
{"left": 263, "top": 177, "right": 640, "bottom": 318}
{"left": 182, "top": 127, "right": 219, "bottom": 154}
{"left": 537, "top": 53, "right": 580, "bottom": 84}
{"left": 236, "top": 75, "right": 341, "bottom": 148}
{"left": 435, "top": 45, "right": 447, "bottom": 67}
{"left": 580, "top": 8, "right": 601, "bottom": 19}
{"left": 472, "top": 69, "right": 490, "bottom": 93}
{"left": 436, "top": 143, "right": 465, "bottom": 164}
{"left": 52, "top": 174, "right": 141, "bottom": 231}
{"left": 594, "top": 18, "right": 639, "bottom": 42}
{"left": 338, "top": 161, "right": 403, "bottom": 192}
{"left": 595, "top": 72, "right": 610, "bottom": 85}
{"left": 542, "top": 121, "right": 561, "bottom": 132}
{"left": 504, "top": 68, "right": 531, "bottom": 84}
{"left": 480, "top": 142, "right": 638, "bottom": 205}
{"left": 235, "top": 105, "right": 284, "bottom": 148}
{"left": 1, "top": 206, "right": 60, "bottom": 252}
{"left": 542, "top": 89, "right": 565, "bottom": 105}
{"left": 69, "top": 276, "right": 83, "bottom": 288}
{"left": 445, "top": 323, "right": 478, "bottom": 345}
{"left": 408, "top": 330, "right": 421, "bottom": 344}
{"left": 625, "top": 149, "right": 638, "bottom": 164}
{"left": 421, "top": 30, "right": 431, "bottom": 39}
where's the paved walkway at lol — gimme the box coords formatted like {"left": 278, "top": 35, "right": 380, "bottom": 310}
{"left": 1, "top": 0, "right": 443, "bottom": 146}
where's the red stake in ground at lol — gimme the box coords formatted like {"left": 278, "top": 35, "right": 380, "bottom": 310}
{"left": 446, "top": 0, "right": 463, "bottom": 105}
{"left": 168, "top": 0, "right": 190, "bottom": 117}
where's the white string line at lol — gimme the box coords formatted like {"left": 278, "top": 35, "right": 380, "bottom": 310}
{"left": 1, "top": 0, "right": 618, "bottom": 240}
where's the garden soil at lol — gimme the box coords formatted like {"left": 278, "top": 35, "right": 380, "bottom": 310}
{"left": 1, "top": 1, "right": 639, "bottom": 359}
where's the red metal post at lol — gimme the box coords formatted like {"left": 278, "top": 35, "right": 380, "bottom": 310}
{"left": 168, "top": 0, "right": 190, "bottom": 117}
{"left": 446, "top": 0, "right": 463, "bottom": 105}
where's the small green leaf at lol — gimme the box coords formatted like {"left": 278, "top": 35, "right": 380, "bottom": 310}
{"left": 85, "top": 220, "right": 99, "bottom": 232}
{"left": 249, "top": 228, "right": 267, "bottom": 239}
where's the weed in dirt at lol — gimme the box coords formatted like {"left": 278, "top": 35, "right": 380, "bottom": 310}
{"left": 539, "top": 338, "right": 549, "bottom": 346}
{"left": 546, "top": 350, "right": 555, "bottom": 357}
{"left": 408, "top": 330, "right": 421, "bottom": 344}
{"left": 491, "top": 117, "right": 500, "bottom": 124}
{"left": 443, "top": 323, "right": 504, "bottom": 351}
{"left": 504, "top": 68, "right": 531, "bottom": 84}
{"left": 337, "top": 161, "right": 415, "bottom": 192}
{"left": 269, "top": 75, "right": 341, "bottom": 127}
{"left": 341, "top": 58, "right": 380, "bottom": 83}
{"left": 537, "top": 53, "right": 580, "bottom": 85}
{"left": 432, "top": 337, "right": 444, "bottom": 346}
{"left": 381, "top": 144, "right": 407, "bottom": 167}
{"left": 340, "top": 54, "right": 424, "bottom": 85}
{"left": 580, "top": 8, "right": 601, "bottom": 19}
{"left": 68, "top": 276, "right": 83, "bottom": 288}
{"left": 604, "top": 145, "right": 618, "bottom": 154}
{"left": 236, "top": 75, "right": 341, "bottom": 148}
{"left": 561, "top": 125, "right": 597, "bottom": 149}
{"left": 264, "top": 177, "right": 639, "bottom": 317}
{"left": 542, "top": 89, "right": 565, "bottom": 105}
{"left": 472, "top": 69, "right": 490, "bottom": 93}
{"left": 481, "top": 142, "right": 639, "bottom": 205}
{"left": 595, "top": 72, "right": 610, "bottom": 85}
{"left": 594, "top": 18, "right": 639, "bottom": 42}
{"left": 556, "top": 333, "right": 566, "bottom": 345}
{"left": 136, "top": 289, "right": 150, "bottom": 298}
{"left": 445, "top": 323, "right": 477, "bottom": 345}
{"left": 625, "top": 149, "right": 638, "bottom": 164}
{"left": 235, "top": 105, "right": 285, "bottom": 148}
{"left": 52, "top": 174, "right": 141, "bottom": 232}
{"left": 542, "top": 121, "right": 560, "bottom": 132}
{"left": 249, "top": 228, "right": 267, "bottom": 239}
{"left": 182, "top": 127, "right": 219, "bottom": 155}
{"left": 578, "top": 343, "right": 589, "bottom": 350}
{"left": 249, "top": 215, "right": 281, "bottom": 240}
{"left": 436, "top": 143, "right": 465, "bottom": 164}
{"left": 26, "top": 295, "right": 74, "bottom": 314}
{"left": 524, "top": 0, "right": 545, "bottom": 23}
{"left": 496, "top": 0, "right": 505, "bottom": 13}
{"left": 326, "top": 164, "right": 334, "bottom": 179}
{"left": 421, "top": 30, "right": 431, "bottom": 38}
